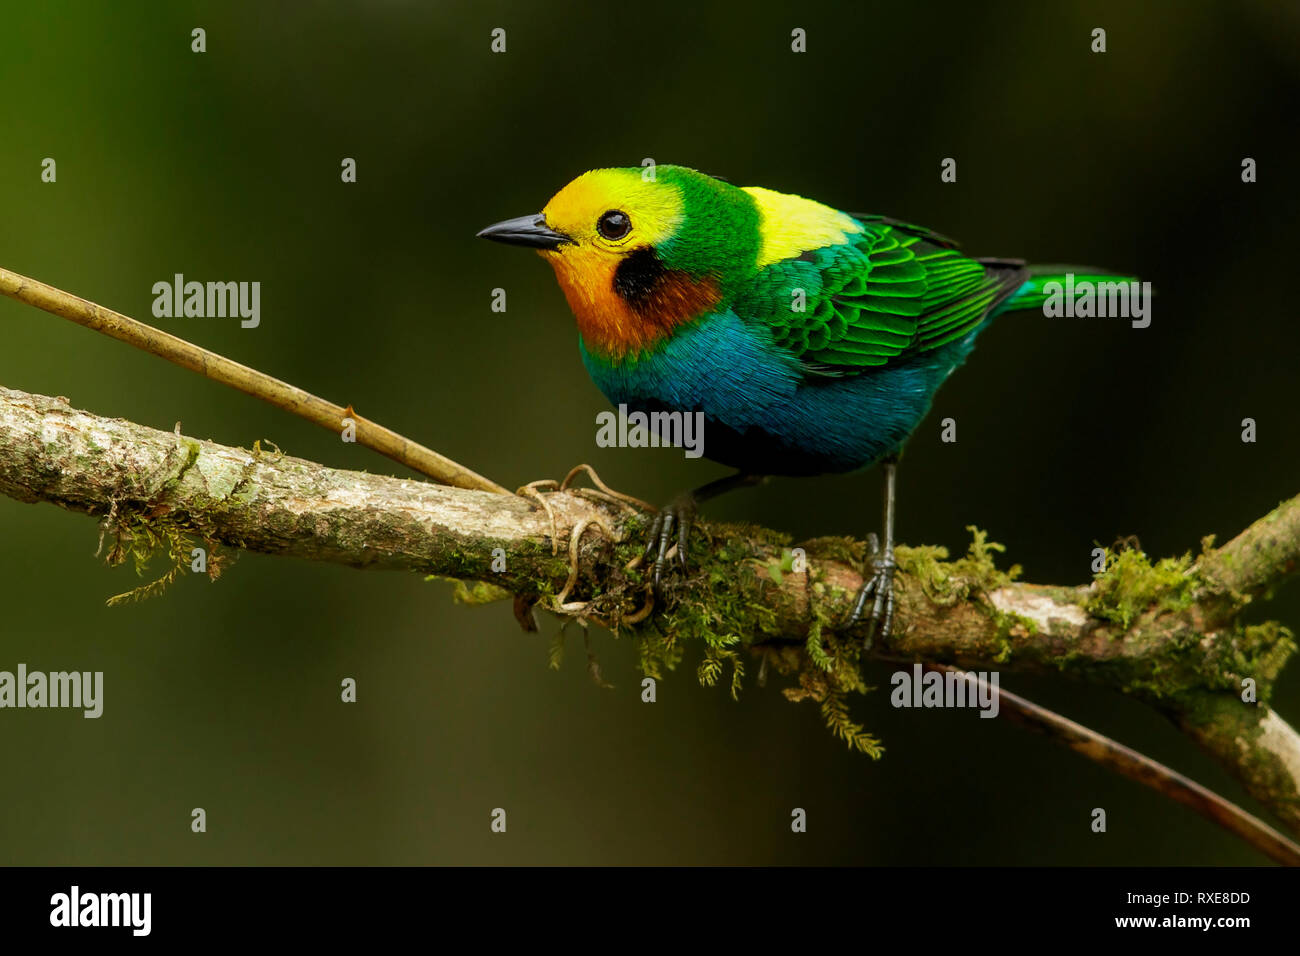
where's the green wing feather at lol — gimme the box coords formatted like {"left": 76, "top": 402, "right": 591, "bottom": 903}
{"left": 735, "top": 216, "right": 1024, "bottom": 375}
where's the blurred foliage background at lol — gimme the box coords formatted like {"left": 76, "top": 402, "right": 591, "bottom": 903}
{"left": 1, "top": 0, "right": 1298, "bottom": 864}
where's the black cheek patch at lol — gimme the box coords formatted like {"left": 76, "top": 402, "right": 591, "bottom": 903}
{"left": 612, "top": 246, "right": 667, "bottom": 310}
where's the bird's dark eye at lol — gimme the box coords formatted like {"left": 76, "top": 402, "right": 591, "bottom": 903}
{"left": 597, "top": 210, "right": 631, "bottom": 241}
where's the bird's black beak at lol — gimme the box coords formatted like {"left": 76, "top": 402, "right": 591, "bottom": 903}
{"left": 476, "top": 214, "right": 572, "bottom": 250}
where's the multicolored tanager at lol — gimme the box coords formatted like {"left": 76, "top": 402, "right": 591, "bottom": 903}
{"left": 479, "top": 165, "right": 1126, "bottom": 638}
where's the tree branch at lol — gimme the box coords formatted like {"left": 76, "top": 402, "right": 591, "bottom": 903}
{"left": 1, "top": 384, "right": 1297, "bottom": 850}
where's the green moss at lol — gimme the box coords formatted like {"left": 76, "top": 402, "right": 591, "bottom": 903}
{"left": 896, "top": 525, "right": 1022, "bottom": 607}
{"left": 891, "top": 526, "right": 1036, "bottom": 662}
{"left": 806, "top": 616, "right": 834, "bottom": 672}
{"left": 1081, "top": 610, "right": 1295, "bottom": 707}
{"left": 426, "top": 577, "right": 512, "bottom": 606}
{"left": 637, "top": 525, "right": 1021, "bottom": 755}
{"left": 820, "top": 689, "right": 884, "bottom": 758}
{"left": 1206, "top": 620, "right": 1297, "bottom": 702}
{"left": 159, "top": 439, "right": 201, "bottom": 495}
{"left": 1085, "top": 547, "right": 1197, "bottom": 632}
{"left": 102, "top": 507, "right": 227, "bottom": 606}
{"left": 698, "top": 649, "right": 723, "bottom": 687}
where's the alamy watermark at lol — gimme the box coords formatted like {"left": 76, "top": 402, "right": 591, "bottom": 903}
{"left": 595, "top": 404, "right": 705, "bottom": 459}
{"left": 0, "top": 664, "right": 103, "bottom": 718}
{"left": 1041, "top": 274, "right": 1152, "bottom": 328}
{"left": 891, "top": 663, "right": 999, "bottom": 718}
{"left": 152, "top": 274, "right": 260, "bottom": 328}
{"left": 50, "top": 886, "right": 150, "bottom": 936}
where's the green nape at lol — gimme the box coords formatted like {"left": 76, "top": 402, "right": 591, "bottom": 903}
{"left": 655, "top": 166, "right": 762, "bottom": 293}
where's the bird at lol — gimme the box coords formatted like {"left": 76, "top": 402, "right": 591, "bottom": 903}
{"left": 478, "top": 164, "right": 1128, "bottom": 641}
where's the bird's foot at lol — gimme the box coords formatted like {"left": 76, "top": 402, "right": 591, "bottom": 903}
{"left": 845, "top": 533, "right": 897, "bottom": 648}
{"left": 641, "top": 492, "right": 698, "bottom": 593}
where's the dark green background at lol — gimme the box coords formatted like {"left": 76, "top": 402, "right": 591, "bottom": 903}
{"left": 1, "top": 0, "right": 1297, "bottom": 864}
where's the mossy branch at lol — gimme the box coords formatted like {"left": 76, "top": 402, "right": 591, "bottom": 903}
{"left": 1, "top": 384, "right": 1298, "bottom": 852}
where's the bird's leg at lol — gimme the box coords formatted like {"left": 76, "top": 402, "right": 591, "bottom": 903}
{"left": 643, "top": 472, "right": 765, "bottom": 591}
{"left": 846, "top": 457, "right": 898, "bottom": 647}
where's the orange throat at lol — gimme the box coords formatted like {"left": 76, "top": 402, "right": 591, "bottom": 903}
{"left": 544, "top": 247, "right": 721, "bottom": 360}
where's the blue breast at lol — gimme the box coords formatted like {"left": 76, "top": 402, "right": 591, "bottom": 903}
{"left": 580, "top": 311, "right": 982, "bottom": 476}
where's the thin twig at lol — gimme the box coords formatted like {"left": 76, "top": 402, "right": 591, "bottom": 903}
{"left": 923, "top": 663, "right": 1300, "bottom": 866}
{"left": 0, "top": 265, "right": 509, "bottom": 494}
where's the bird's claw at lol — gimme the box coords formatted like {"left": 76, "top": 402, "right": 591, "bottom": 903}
{"left": 642, "top": 495, "right": 695, "bottom": 592}
{"left": 845, "top": 532, "right": 897, "bottom": 648}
